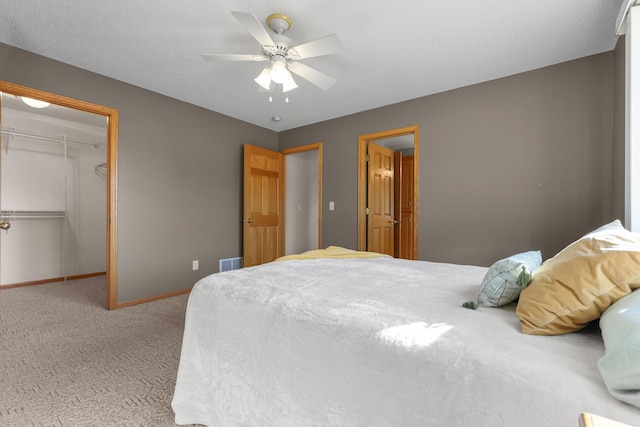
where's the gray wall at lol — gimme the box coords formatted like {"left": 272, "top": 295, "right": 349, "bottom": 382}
{"left": 0, "top": 43, "right": 278, "bottom": 303}
{"left": 279, "top": 52, "right": 618, "bottom": 266}
{"left": 0, "top": 41, "right": 623, "bottom": 303}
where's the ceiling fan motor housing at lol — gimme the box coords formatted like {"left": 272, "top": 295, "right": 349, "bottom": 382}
{"left": 262, "top": 34, "right": 294, "bottom": 60}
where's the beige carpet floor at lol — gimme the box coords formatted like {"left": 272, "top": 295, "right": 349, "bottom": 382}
{"left": 0, "top": 276, "right": 192, "bottom": 426}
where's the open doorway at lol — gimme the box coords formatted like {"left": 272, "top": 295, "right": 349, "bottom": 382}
{"left": 242, "top": 143, "right": 323, "bottom": 266}
{"left": 282, "top": 143, "right": 322, "bottom": 255}
{"left": 357, "top": 125, "right": 419, "bottom": 259}
{"left": 0, "top": 81, "right": 119, "bottom": 309}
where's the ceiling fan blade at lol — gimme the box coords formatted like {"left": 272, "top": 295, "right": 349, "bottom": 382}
{"left": 288, "top": 62, "right": 336, "bottom": 90}
{"left": 289, "top": 34, "right": 345, "bottom": 60}
{"left": 231, "top": 11, "right": 276, "bottom": 48}
{"left": 202, "top": 53, "right": 267, "bottom": 62}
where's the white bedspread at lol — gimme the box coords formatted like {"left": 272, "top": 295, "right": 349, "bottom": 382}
{"left": 172, "top": 257, "right": 640, "bottom": 426}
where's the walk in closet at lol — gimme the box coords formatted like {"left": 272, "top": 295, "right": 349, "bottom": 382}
{"left": 0, "top": 94, "right": 107, "bottom": 286}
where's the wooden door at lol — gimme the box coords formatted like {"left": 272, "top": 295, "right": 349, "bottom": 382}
{"left": 243, "top": 144, "right": 284, "bottom": 267}
{"left": 367, "top": 142, "right": 395, "bottom": 256}
{"left": 394, "top": 152, "right": 402, "bottom": 258}
{"left": 400, "top": 155, "right": 415, "bottom": 259}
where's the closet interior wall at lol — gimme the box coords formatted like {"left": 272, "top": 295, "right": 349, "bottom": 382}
{"left": 0, "top": 99, "right": 107, "bottom": 286}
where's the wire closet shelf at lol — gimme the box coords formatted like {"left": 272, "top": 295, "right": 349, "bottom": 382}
{"left": 0, "top": 210, "right": 67, "bottom": 219}
{"left": 1, "top": 125, "right": 104, "bottom": 151}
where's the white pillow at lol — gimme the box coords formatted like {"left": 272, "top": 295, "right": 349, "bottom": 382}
{"left": 477, "top": 251, "right": 542, "bottom": 307}
{"left": 597, "top": 289, "right": 640, "bottom": 408}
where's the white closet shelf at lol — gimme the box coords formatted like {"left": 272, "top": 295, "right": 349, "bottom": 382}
{"left": 1, "top": 210, "right": 67, "bottom": 219}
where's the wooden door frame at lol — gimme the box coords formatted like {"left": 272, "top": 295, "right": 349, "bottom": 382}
{"left": 281, "top": 142, "right": 323, "bottom": 249}
{"left": 357, "top": 125, "right": 419, "bottom": 259}
{"left": 0, "top": 81, "right": 119, "bottom": 309}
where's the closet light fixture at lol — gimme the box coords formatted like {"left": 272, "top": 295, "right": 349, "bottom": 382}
{"left": 21, "top": 97, "right": 50, "bottom": 109}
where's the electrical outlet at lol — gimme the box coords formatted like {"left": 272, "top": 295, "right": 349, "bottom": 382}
{"left": 192, "top": 260, "right": 199, "bottom": 271}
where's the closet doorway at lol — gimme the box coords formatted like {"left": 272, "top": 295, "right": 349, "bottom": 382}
{"left": 242, "top": 143, "right": 322, "bottom": 266}
{"left": 282, "top": 143, "right": 322, "bottom": 255}
{"left": 0, "top": 82, "right": 118, "bottom": 309}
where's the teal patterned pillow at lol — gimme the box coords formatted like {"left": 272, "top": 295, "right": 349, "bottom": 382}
{"left": 478, "top": 251, "right": 542, "bottom": 307}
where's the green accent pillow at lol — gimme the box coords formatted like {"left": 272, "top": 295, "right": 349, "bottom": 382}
{"left": 478, "top": 251, "right": 542, "bottom": 307}
{"left": 597, "top": 289, "right": 640, "bottom": 408}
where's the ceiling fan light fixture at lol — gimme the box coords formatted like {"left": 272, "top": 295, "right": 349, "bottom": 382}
{"left": 270, "top": 57, "right": 290, "bottom": 84}
{"left": 282, "top": 74, "right": 298, "bottom": 93}
{"left": 255, "top": 68, "right": 272, "bottom": 90}
{"left": 203, "top": 12, "right": 344, "bottom": 95}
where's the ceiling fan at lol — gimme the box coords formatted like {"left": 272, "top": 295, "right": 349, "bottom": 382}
{"left": 202, "top": 11, "right": 345, "bottom": 93}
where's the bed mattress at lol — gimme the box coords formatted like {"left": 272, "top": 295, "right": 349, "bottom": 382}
{"left": 172, "top": 257, "right": 640, "bottom": 426}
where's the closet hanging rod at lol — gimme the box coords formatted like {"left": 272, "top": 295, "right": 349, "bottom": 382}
{"left": 0, "top": 126, "right": 104, "bottom": 149}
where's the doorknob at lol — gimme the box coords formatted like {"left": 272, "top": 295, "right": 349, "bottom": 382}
{"left": 0, "top": 221, "right": 10, "bottom": 230}
{"left": 244, "top": 218, "right": 253, "bottom": 223}
{"left": 389, "top": 219, "right": 399, "bottom": 225}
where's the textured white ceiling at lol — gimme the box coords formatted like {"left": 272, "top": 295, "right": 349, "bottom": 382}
{"left": 0, "top": 1, "right": 624, "bottom": 131}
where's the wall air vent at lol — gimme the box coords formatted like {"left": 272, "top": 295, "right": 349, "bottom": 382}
{"left": 219, "top": 257, "right": 242, "bottom": 272}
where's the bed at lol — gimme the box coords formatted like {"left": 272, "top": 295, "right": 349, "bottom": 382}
{"left": 172, "top": 241, "right": 640, "bottom": 426}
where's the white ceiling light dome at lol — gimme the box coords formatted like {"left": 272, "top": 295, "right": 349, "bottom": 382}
{"left": 20, "top": 96, "right": 50, "bottom": 108}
